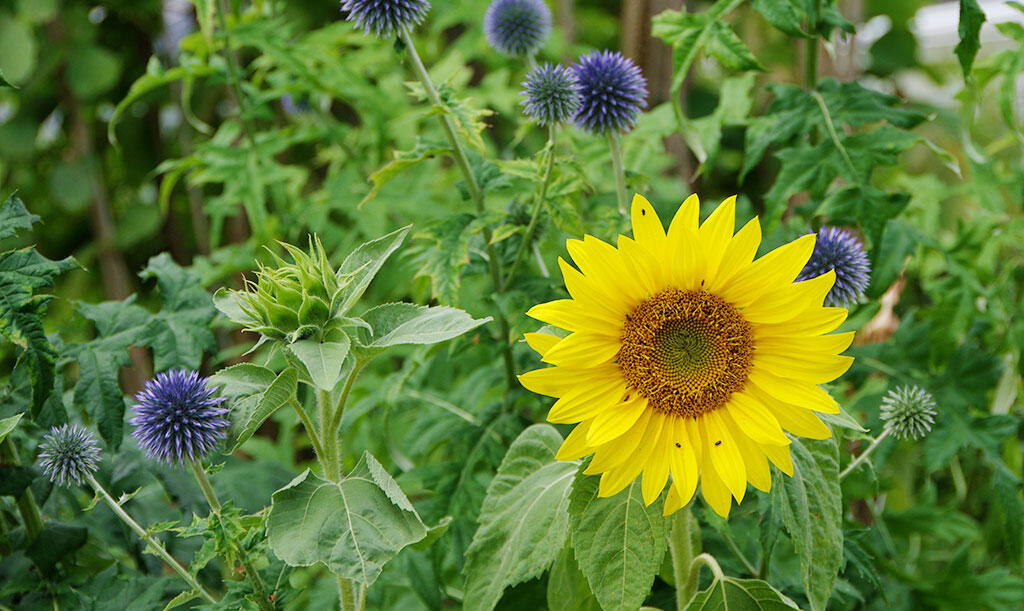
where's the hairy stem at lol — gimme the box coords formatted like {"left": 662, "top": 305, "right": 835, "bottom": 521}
{"left": 505, "top": 125, "right": 557, "bottom": 286}
{"left": 86, "top": 474, "right": 217, "bottom": 604}
{"left": 400, "top": 27, "right": 517, "bottom": 401}
{"left": 682, "top": 553, "right": 726, "bottom": 606}
{"left": 190, "top": 461, "right": 274, "bottom": 610}
{"left": 608, "top": 131, "right": 628, "bottom": 216}
{"left": 289, "top": 396, "right": 326, "bottom": 465}
{"left": 338, "top": 575, "right": 356, "bottom": 611}
{"left": 839, "top": 427, "right": 892, "bottom": 479}
{"left": 804, "top": 0, "right": 822, "bottom": 90}
{"left": 668, "top": 509, "right": 698, "bottom": 611}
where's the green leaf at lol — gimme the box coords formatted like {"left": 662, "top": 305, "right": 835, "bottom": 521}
{"left": 0, "top": 194, "right": 39, "bottom": 240}
{"left": 956, "top": 0, "right": 987, "bottom": 79}
{"left": 569, "top": 476, "right": 667, "bottom": 611}
{"left": 547, "top": 544, "right": 602, "bottom": 611}
{"left": 0, "top": 413, "right": 22, "bottom": 443}
{"left": 463, "top": 424, "right": 578, "bottom": 611}
{"left": 410, "top": 516, "right": 453, "bottom": 552}
{"left": 0, "top": 67, "right": 16, "bottom": 88}
{"left": 267, "top": 453, "right": 427, "bottom": 585}
{"left": 706, "top": 20, "right": 767, "bottom": 72}
{"left": 412, "top": 214, "right": 476, "bottom": 304}
{"left": 772, "top": 437, "right": 842, "bottom": 611}
{"left": 751, "top": 0, "right": 809, "bottom": 38}
{"left": 354, "top": 302, "right": 489, "bottom": 359}
{"left": 66, "top": 45, "right": 122, "bottom": 100}
{"left": 285, "top": 336, "right": 351, "bottom": 391}
{"left": 359, "top": 139, "right": 451, "bottom": 207}
{"left": 336, "top": 225, "right": 412, "bottom": 315}
{"left": 819, "top": 404, "right": 868, "bottom": 433}
{"left": 685, "top": 575, "right": 800, "bottom": 610}
{"left": 26, "top": 523, "right": 88, "bottom": 574}
{"left": 210, "top": 364, "right": 298, "bottom": 452}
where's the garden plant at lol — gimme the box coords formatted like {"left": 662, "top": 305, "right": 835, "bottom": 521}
{"left": 1, "top": 0, "right": 1023, "bottom": 609}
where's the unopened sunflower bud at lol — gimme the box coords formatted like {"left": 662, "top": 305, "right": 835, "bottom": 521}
{"left": 880, "top": 385, "right": 937, "bottom": 440}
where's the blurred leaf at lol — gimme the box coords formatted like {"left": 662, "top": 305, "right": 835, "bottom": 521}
{"left": 359, "top": 139, "right": 451, "bottom": 208}
{"left": 0, "top": 66, "right": 16, "bottom": 88}
{"left": 25, "top": 523, "right": 87, "bottom": 573}
{"left": 0, "top": 413, "right": 22, "bottom": 442}
{"left": 751, "top": 0, "right": 809, "bottom": 38}
{"left": 0, "top": 195, "right": 39, "bottom": 239}
{"left": 772, "top": 437, "right": 842, "bottom": 611}
{"left": 569, "top": 475, "right": 667, "bottom": 611}
{"left": 109, "top": 56, "right": 216, "bottom": 144}
{"left": 956, "top": 0, "right": 987, "bottom": 79}
{"left": 267, "top": 453, "right": 426, "bottom": 585}
{"left": 67, "top": 45, "right": 122, "bottom": 101}
{"left": 547, "top": 544, "right": 601, "bottom": 611}
{"left": 463, "top": 424, "right": 578, "bottom": 611}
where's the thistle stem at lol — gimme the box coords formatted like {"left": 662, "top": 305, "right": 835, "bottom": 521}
{"left": 803, "top": 0, "right": 821, "bottom": 91}
{"left": 505, "top": 124, "right": 557, "bottom": 286}
{"left": 190, "top": 461, "right": 274, "bottom": 611}
{"left": 608, "top": 131, "right": 628, "bottom": 216}
{"left": 668, "top": 508, "right": 699, "bottom": 611}
{"left": 839, "top": 428, "right": 892, "bottom": 480}
{"left": 1, "top": 437, "right": 44, "bottom": 543}
{"left": 86, "top": 473, "right": 217, "bottom": 604}
{"left": 400, "top": 27, "right": 517, "bottom": 401}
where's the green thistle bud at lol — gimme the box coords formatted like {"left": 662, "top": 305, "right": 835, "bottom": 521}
{"left": 880, "top": 385, "right": 937, "bottom": 440}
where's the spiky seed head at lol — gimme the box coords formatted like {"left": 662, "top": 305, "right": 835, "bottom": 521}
{"left": 880, "top": 385, "right": 937, "bottom": 440}
{"left": 38, "top": 424, "right": 102, "bottom": 487}
{"left": 521, "top": 63, "right": 579, "bottom": 126}
{"left": 571, "top": 50, "right": 648, "bottom": 134}
{"left": 130, "top": 370, "right": 230, "bottom": 465}
{"left": 340, "top": 0, "right": 431, "bottom": 37}
{"left": 797, "top": 226, "right": 872, "bottom": 307}
{"left": 484, "top": 0, "right": 552, "bottom": 57}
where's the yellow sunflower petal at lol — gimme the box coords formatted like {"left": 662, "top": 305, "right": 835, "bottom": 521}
{"left": 702, "top": 411, "right": 747, "bottom": 501}
{"left": 543, "top": 331, "right": 620, "bottom": 367}
{"left": 730, "top": 427, "right": 772, "bottom": 493}
{"left": 617, "top": 236, "right": 663, "bottom": 296}
{"left": 726, "top": 392, "right": 791, "bottom": 445}
{"left": 757, "top": 307, "right": 848, "bottom": 336}
{"left": 705, "top": 216, "right": 761, "bottom": 292}
{"left": 751, "top": 385, "right": 833, "bottom": 439}
{"left": 666, "top": 194, "right": 702, "bottom": 287}
{"left": 641, "top": 424, "right": 672, "bottom": 505}
{"left": 518, "top": 364, "right": 618, "bottom": 397}
{"left": 630, "top": 193, "right": 667, "bottom": 258}
{"left": 556, "top": 420, "right": 595, "bottom": 461}
{"left": 753, "top": 353, "right": 854, "bottom": 385}
{"left": 759, "top": 441, "right": 794, "bottom": 476}
{"left": 747, "top": 368, "right": 841, "bottom": 414}
{"left": 587, "top": 409, "right": 652, "bottom": 473}
{"left": 527, "top": 299, "right": 621, "bottom": 335}
{"left": 598, "top": 411, "right": 663, "bottom": 497}
{"left": 667, "top": 417, "right": 699, "bottom": 507}
{"left": 742, "top": 271, "right": 836, "bottom": 324}
{"left": 558, "top": 258, "right": 631, "bottom": 320}
{"left": 699, "top": 196, "right": 737, "bottom": 282}
{"left": 721, "top": 234, "right": 816, "bottom": 306}
{"left": 548, "top": 377, "right": 625, "bottom": 423}
{"left": 664, "top": 480, "right": 697, "bottom": 515}
{"left": 755, "top": 331, "right": 856, "bottom": 358}
{"left": 586, "top": 396, "right": 648, "bottom": 446}
{"left": 524, "top": 332, "right": 561, "bottom": 357}
{"left": 699, "top": 456, "right": 734, "bottom": 518}
{"left": 567, "top": 236, "right": 647, "bottom": 302}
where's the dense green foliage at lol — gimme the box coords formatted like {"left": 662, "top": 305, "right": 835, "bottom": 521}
{"left": 1, "top": 0, "right": 1023, "bottom": 609}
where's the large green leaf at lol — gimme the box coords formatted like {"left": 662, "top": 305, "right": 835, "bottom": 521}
{"left": 772, "top": 437, "right": 842, "bottom": 611}
{"left": 335, "top": 226, "right": 411, "bottom": 315}
{"left": 210, "top": 364, "right": 298, "bottom": 451}
{"left": 547, "top": 544, "right": 601, "bottom": 611}
{"left": 955, "top": 0, "right": 987, "bottom": 79}
{"left": 685, "top": 574, "right": 800, "bottom": 610}
{"left": 463, "top": 424, "right": 578, "bottom": 611}
{"left": 353, "top": 302, "right": 489, "bottom": 359}
{"left": 267, "top": 452, "right": 426, "bottom": 585}
{"left": 285, "top": 336, "right": 351, "bottom": 391}
{"left": 569, "top": 475, "right": 667, "bottom": 611}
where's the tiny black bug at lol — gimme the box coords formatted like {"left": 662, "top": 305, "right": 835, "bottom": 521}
{"left": 675, "top": 442, "right": 681, "bottom": 448}
{"left": 714, "top": 440, "right": 722, "bottom": 446}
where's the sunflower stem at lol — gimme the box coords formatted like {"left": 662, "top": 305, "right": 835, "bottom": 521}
{"left": 86, "top": 473, "right": 217, "bottom": 604}
{"left": 839, "top": 427, "right": 892, "bottom": 480}
{"left": 682, "top": 553, "right": 725, "bottom": 606}
{"left": 505, "top": 124, "right": 557, "bottom": 286}
{"left": 400, "top": 26, "right": 517, "bottom": 404}
{"left": 317, "top": 388, "right": 340, "bottom": 482}
{"left": 668, "top": 508, "right": 699, "bottom": 610}
{"left": 190, "top": 461, "right": 275, "bottom": 611}
{"left": 608, "top": 130, "right": 628, "bottom": 216}
{"left": 324, "top": 360, "right": 366, "bottom": 483}
{"left": 1, "top": 437, "right": 44, "bottom": 543}
{"left": 289, "top": 396, "right": 326, "bottom": 467}
{"left": 338, "top": 575, "right": 356, "bottom": 611}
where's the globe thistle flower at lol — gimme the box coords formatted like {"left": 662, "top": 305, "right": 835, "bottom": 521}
{"left": 521, "top": 63, "right": 579, "bottom": 126}
{"left": 484, "top": 0, "right": 552, "bottom": 57}
{"left": 571, "top": 50, "right": 648, "bottom": 133}
{"left": 340, "top": 0, "right": 430, "bottom": 37}
{"left": 797, "top": 227, "right": 871, "bottom": 307}
{"left": 880, "top": 385, "right": 937, "bottom": 440}
{"left": 130, "top": 370, "right": 230, "bottom": 465}
{"left": 38, "top": 424, "right": 102, "bottom": 487}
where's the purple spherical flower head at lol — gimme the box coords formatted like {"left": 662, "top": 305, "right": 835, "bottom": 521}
{"left": 130, "top": 369, "right": 230, "bottom": 465}
{"left": 797, "top": 226, "right": 872, "bottom": 306}
{"left": 341, "top": 0, "right": 431, "bottom": 38}
{"left": 571, "top": 50, "right": 648, "bottom": 133}
{"left": 484, "top": 0, "right": 552, "bottom": 57}
{"left": 38, "top": 424, "right": 102, "bottom": 487}
{"left": 521, "top": 63, "right": 579, "bottom": 126}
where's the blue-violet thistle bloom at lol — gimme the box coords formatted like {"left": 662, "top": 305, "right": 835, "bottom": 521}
{"left": 38, "top": 424, "right": 102, "bottom": 487}
{"left": 341, "top": 0, "right": 430, "bottom": 37}
{"left": 880, "top": 385, "right": 937, "bottom": 440}
{"left": 130, "top": 369, "right": 230, "bottom": 465}
{"left": 521, "top": 63, "right": 579, "bottom": 126}
{"left": 484, "top": 0, "right": 552, "bottom": 57}
{"left": 571, "top": 50, "right": 648, "bottom": 133}
{"left": 797, "top": 226, "right": 871, "bottom": 306}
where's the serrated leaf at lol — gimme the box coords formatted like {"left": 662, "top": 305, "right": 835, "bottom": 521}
{"left": 354, "top": 302, "right": 489, "bottom": 359}
{"left": 336, "top": 226, "right": 411, "bottom": 315}
{"left": 267, "top": 453, "right": 426, "bottom": 585}
{"left": 359, "top": 139, "right": 451, "bottom": 208}
{"left": 956, "top": 0, "right": 987, "bottom": 79}
{"left": 0, "top": 195, "right": 39, "bottom": 240}
{"left": 410, "top": 516, "right": 453, "bottom": 552}
{"left": 137, "top": 253, "right": 218, "bottom": 371}
{"left": 412, "top": 213, "right": 476, "bottom": 304}
{"left": 286, "top": 336, "right": 351, "bottom": 391}
{"left": 463, "top": 424, "right": 578, "bottom": 611}
{"left": 570, "top": 478, "right": 667, "bottom": 611}
{"left": 685, "top": 575, "right": 800, "bottom": 610}
{"left": 210, "top": 364, "right": 298, "bottom": 452}
{"left": 547, "top": 544, "right": 602, "bottom": 611}
{"left": 772, "top": 437, "right": 842, "bottom": 611}
{"left": 706, "top": 20, "right": 766, "bottom": 72}
{"left": 751, "top": 0, "right": 809, "bottom": 38}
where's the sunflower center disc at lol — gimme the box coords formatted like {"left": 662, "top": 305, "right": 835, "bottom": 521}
{"left": 617, "top": 289, "right": 754, "bottom": 418}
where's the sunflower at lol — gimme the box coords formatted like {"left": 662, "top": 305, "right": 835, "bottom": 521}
{"left": 519, "top": 194, "right": 853, "bottom": 517}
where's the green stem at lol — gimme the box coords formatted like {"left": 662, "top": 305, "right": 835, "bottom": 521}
{"left": 86, "top": 473, "right": 217, "bottom": 604}
{"left": 289, "top": 396, "right": 326, "bottom": 465}
{"left": 839, "top": 427, "right": 892, "bottom": 480}
{"left": 668, "top": 509, "right": 699, "bottom": 611}
{"left": 213, "top": 0, "right": 259, "bottom": 146}
{"left": 317, "top": 388, "right": 340, "bottom": 481}
{"left": 803, "top": 0, "right": 821, "bottom": 90}
{"left": 682, "top": 553, "right": 725, "bottom": 607}
{"left": 608, "top": 131, "right": 628, "bottom": 216}
{"left": 2, "top": 438, "right": 44, "bottom": 543}
{"left": 505, "top": 125, "right": 557, "bottom": 286}
{"left": 323, "top": 361, "right": 366, "bottom": 482}
{"left": 338, "top": 575, "right": 356, "bottom": 611}
{"left": 190, "top": 461, "right": 275, "bottom": 611}
{"left": 400, "top": 27, "right": 517, "bottom": 401}
{"left": 810, "top": 91, "right": 860, "bottom": 182}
